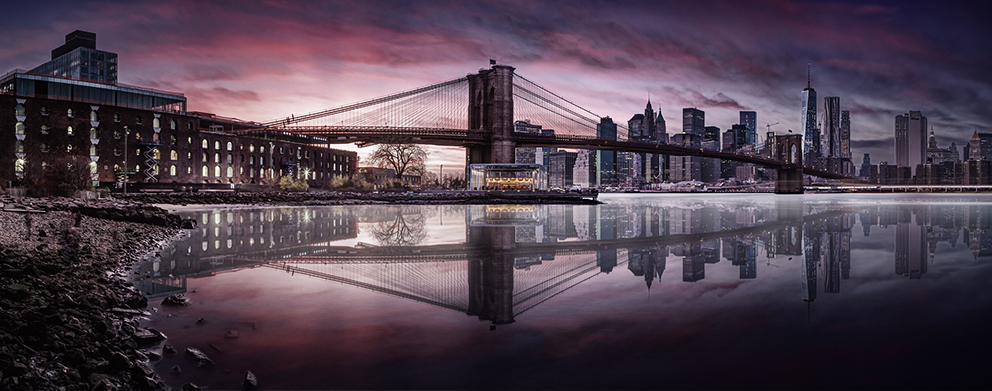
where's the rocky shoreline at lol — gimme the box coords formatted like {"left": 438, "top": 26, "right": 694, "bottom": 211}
{"left": 123, "top": 189, "right": 601, "bottom": 206}
{"left": 0, "top": 196, "right": 194, "bottom": 390}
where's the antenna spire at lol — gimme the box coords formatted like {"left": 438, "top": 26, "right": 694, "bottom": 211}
{"left": 807, "top": 62, "right": 811, "bottom": 89}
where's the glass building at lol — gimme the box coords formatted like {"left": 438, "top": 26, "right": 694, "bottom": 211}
{"left": 802, "top": 65, "right": 818, "bottom": 165}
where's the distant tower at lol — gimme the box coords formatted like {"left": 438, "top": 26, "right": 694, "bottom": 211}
{"left": 894, "top": 111, "right": 927, "bottom": 174}
{"left": 802, "top": 63, "right": 819, "bottom": 164}
{"left": 840, "top": 111, "right": 851, "bottom": 159}
{"left": 822, "top": 97, "right": 841, "bottom": 158}
{"left": 740, "top": 111, "right": 757, "bottom": 149}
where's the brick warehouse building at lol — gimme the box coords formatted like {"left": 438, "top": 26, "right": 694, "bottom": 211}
{"left": 1, "top": 30, "right": 356, "bottom": 191}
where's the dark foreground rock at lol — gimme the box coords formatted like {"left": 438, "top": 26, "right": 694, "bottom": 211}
{"left": 124, "top": 189, "right": 601, "bottom": 206}
{"left": 0, "top": 198, "right": 186, "bottom": 390}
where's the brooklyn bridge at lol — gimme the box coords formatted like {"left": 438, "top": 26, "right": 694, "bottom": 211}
{"left": 237, "top": 64, "right": 850, "bottom": 194}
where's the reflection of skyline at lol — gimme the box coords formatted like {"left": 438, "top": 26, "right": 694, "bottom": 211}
{"left": 135, "top": 200, "right": 992, "bottom": 326}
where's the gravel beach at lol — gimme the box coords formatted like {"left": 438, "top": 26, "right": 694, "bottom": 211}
{"left": 0, "top": 197, "right": 186, "bottom": 390}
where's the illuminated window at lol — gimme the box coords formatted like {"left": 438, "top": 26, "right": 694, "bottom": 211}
{"left": 170, "top": 119, "right": 177, "bottom": 130}
{"left": 15, "top": 122, "right": 24, "bottom": 135}
{"left": 14, "top": 104, "right": 25, "bottom": 116}
{"left": 114, "top": 113, "right": 120, "bottom": 122}
{"left": 214, "top": 153, "right": 220, "bottom": 163}
{"left": 227, "top": 141, "right": 233, "bottom": 151}
{"left": 170, "top": 165, "right": 177, "bottom": 176}
{"left": 114, "top": 148, "right": 121, "bottom": 156}
{"left": 249, "top": 144, "right": 255, "bottom": 153}
{"left": 170, "top": 135, "right": 177, "bottom": 145}
{"left": 226, "top": 167, "right": 233, "bottom": 177}
{"left": 214, "top": 141, "right": 220, "bottom": 150}
{"left": 214, "top": 166, "right": 221, "bottom": 177}
{"left": 202, "top": 139, "right": 208, "bottom": 149}
{"left": 153, "top": 117, "right": 160, "bottom": 128}
{"left": 90, "top": 110, "right": 98, "bottom": 122}
{"left": 90, "top": 145, "right": 98, "bottom": 156}
{"left": 171, "top": 150, "right": 178, "bottom": 160}
{"left": 202, "top": 165, "right": 209, "bottom": 177}
{"left": 202, "top": 152, "right": 208, "bottom": 162}
{"left": 67, "top": 125, "right": 74, "bottom": 136}
{"left": 67, "top": 108, "right": 74, "bottom": 118}
{"left": 90, "top": 127, "right": 98, "bottom": 138}
{"left": 41, "top": 125, "right": 49, "bottom": 134}
{"left": 113, "top": 129, "right": 120, "bottom": 139}
{"left": 227, "top": 154, "right": 232, "bottom": 164}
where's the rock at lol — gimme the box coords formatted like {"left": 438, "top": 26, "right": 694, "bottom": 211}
{"left": 196, "top": 317, "right": 206, "bottom": 325}
{"left": 225, "top": 329, "right": 239, "bottom": 339}
{"left": 110, "top": 351, "right": 133, "bottom": 371}
{"left": 184, "top": 347, "right": 214, "bottom": 367}
{"left": 242, "top": 370, "right": 258, "bottom": 390}
{"left": 163, "top": 345, "right": 177, "bottom": 354}
{"left": 161, "top": 294, "right": 191, "bottom": 306}
{"left": 145, "top": 350, "right": 162, "bottom": 361}
{"left": 171, "top": 365, "right": 181, "bottom": 374}
{"left": 181, "top": 382, "right": 202, "bottom": 391}
{"left": 132, "top": 328, "right": 166, "bottom": 346}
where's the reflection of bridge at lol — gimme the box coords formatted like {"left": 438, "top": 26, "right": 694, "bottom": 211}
{"left": 192, "top": 207, "right": 842, "bottom": 326}
{"left": 246, "top": 65, "right": 851, "bottom": 193}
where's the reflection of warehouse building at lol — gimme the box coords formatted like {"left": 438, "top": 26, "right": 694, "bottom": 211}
{"left": 2, "top": 31, "right": 356, "bottom": 190}
{"left": 136, "top": 207, "right": 357, "bottom": 283}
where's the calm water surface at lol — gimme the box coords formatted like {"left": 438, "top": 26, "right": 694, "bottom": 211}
{"left": 136, "top": 194, "right": 992, "bottom": 389}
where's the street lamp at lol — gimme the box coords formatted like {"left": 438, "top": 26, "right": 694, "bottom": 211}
{"left": 123, "top": 126, "right": 130, "bottom": 196}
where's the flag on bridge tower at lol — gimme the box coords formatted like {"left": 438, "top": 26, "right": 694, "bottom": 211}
{"left": 490, "top": 59, "right": 496, "bottom": 66}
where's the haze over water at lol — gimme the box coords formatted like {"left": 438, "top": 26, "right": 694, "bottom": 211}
{"left": 136, "top": 194, "right": 992, "bottom": 389}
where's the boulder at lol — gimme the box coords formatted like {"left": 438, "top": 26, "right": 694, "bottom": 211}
{"left": 184, "top": 347, "right": 214, "bottom": 367}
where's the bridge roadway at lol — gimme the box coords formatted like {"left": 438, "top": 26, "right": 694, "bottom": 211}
{"left": 242, "top": 125, "right": 850, "bottom": 180}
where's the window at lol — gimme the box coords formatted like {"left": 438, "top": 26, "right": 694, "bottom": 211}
{"left": 249, "top": 144, "right": 255, "bottom": 153}
{"left": 114, "top": 148, "right": 121, "bottom": 156}
{"left": 41, "top": 125, "right": 49, "bottom": 134}
{"left": 170, "top": 165, "right": 177, "bottom": 176}
{"left": 114, "top": 129, "right": 121, "bottom": 139}
{"left": 214, "top": 153, "right": 220, "bottom": 163}
{"left": 15, "top": 104, "right": 25, "bottom": 116}
{"left": 214, "top": 166, "right": 221, "bottom": 177}
{"left": 135, "top": 116, "right": 142, "bottom": 125}
{"left": 203, "top": 165, "right": 209, "bottom": 177}
{"left": 90, "top": 127, "right": 98, "bottom": 138}
{"left": 260, "top": 156, "right": 265, "bottom": 166}
{"left": 171, "top": 150, "right": 179, "bottom": 160}
{"left": 15, "top": 122, "right": 24, "bottom": 135}
{"left": 187, "top": 152, "right": 192, "bottom": 160}
{"left": 187, "top": 167, "right": 192, "bottom": 174}
{"left": 114, "top": 113, "right": 120, "bottom": 123}
{"left": 214, "top": 141, "right": 220, "bottom": 150}
{"left": 170, "top": 135, "right": 176, "bottom": 145}
{"left": 250, "top": 155, "right": 254, "bottom": 164}
{"left": 40, "top": 143, "right": 49, "bottom": 153}
{"left": 187, "top": 136, "right": 192, "bottom": 144}
{"left": 90, "top": 145, "right": 99, "bottom": 156}
{"left": 227, "top": 141, "right": 233, "bottom": 151}
{"left": 41, "top": 107, "right": 50, "bottom": 116}
{"left": 153, "top": 117, "right": 160, "bottom": 128}
{"left": 227, "top": 154, "right": 233, "bottom": 164}
{"left": 226, "top": 167, "right": 233, "bottom": 178}
{"left": 187, "top": 123, "right": 192, "bottom": 130}
{"left": 90, "top": 110, "right": 98, "bottom": 122}
{"left": 67, "top": 125, "right": 74, "bottom": 136}
{"left": 67, "top": 108, "right": 74, "bottom": 118}
{"left": 202, "top": 152, "right": 208, "bottom": 162}
{"left": 202, "top": 139, "right": 208, "bottom": 149}
{"left": 260, "top": 146, "right": 265, "bottom": 154}
{"left": 170, "top": 120, "right": 177, "bottom": 130}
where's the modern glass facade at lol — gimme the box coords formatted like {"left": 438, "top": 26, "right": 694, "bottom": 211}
{"left": 739, "top": 111, "right": 757, "bottom": 148}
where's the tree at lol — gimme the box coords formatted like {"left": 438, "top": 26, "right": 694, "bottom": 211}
{"left": 368, "top": 143, "right": 428, "bottom": 179}
{"left": 38, "top": 152, "right": 93, "bottom": 196}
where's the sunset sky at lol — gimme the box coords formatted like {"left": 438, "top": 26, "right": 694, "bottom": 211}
{"left": 2, "top": 0, "right": 990, "bottom": 169}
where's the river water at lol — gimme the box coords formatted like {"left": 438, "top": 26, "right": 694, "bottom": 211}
{"left": 135, "top": 194, "right": 992, "bottom": 389}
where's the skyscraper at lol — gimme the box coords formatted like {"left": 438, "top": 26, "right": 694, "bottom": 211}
{"left": 840, "top": 110, "right": 851, "bottom": 159}
{"left": 596, "top": 117, "right": 618, "bottom": 187}
{"left": 822, "top": 97, "right": 841, "bottom": 158}
{"left": 894, "top": 111, "right": 927, "bottom": 174}
{"left": 801, "top": 64, "right": 819, "bottom": 165}
{"left": 683, "top": 108, "right": 705, "bottom": 138}
{"left": 739, "top": 111, "right": 757, "bottom": 149}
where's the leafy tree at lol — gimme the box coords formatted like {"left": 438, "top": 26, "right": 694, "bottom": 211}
{"left": 278, "top": 175, "right": 309, "bottom": 192}
{"left": 368, "top": 143, "right": 428, "bottom": 179}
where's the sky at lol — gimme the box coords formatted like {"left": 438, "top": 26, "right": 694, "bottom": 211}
{"left": 3, "top": 0, "right": 991, "bottom": 170}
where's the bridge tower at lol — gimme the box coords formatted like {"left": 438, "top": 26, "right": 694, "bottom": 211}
{"left": 467, "top": 65, "right": 516, "bottom": 168}
{"left": 775, "top": 134, "right": 804, "bottom": 194}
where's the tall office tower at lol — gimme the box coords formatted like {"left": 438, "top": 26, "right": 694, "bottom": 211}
{"left": 840, "top": 110, "right": 851, "bottom": 158}
{"left": 30, "top": 30, "right": 118, "bottom": 83}
{"left": 701, "top": 126, "right": 721, "bottom": 182}
{"left": 596, "top": 117, "right": 618, "bottom": 187}
{"left": 894, "top": 111, "right": 927, "bottom": 174}
{"left": 573, "top": 149, "right": 597, "bottom": 187}
{"left": 656, "top": 109, "right": 668, "bottom": 143}
{"left": 823, "top": 97, "right": 841, "bottom": 158}
{"left": 670, "top": 133, "right": 701, "bottom": 181}
{"left": 548, "top": 150, "right": 577, "bottom": 188}
{"left": 802, "top": 64, "right": 819, "bottom": 164}
{"left": 860, "top": 153, "right": 872, "bottom": 179}
{"left": 740, "top": 111, "right": 757, "bottom": 149}
{"left": 628, "top": 113, "right": 645, "bottom": 139}
{"left": 655, "top": 107, "right": 669, "bottom": 181}
{"left": 683, "top": 108, "right": 705, "bottom": 138}
{"left": 644, "top": 100, "right": 657, "bottom": 140}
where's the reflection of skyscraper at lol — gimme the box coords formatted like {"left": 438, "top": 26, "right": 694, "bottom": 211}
{"left": 895, "top": 218, "right": 927, "bottom": 279}
{"left": 597, "top": 249, "right": 618, "bottom": 273}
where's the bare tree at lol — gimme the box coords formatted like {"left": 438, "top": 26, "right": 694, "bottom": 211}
{"left": 368, "top": 143, "right": 429, "bottom": 179}
{"left": 369, "top": 206, "right": 427, "bottom": 246}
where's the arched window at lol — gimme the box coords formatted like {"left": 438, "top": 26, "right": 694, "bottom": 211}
{"left": 41, "top": 107, "right": 50, "bottom": 116}
{"left": 214, "top": 166, "right": 221, "bottom": 177}
{"left": 40, "top": 143, "right": 49, "bottom": 153}
{"left": 170, "top": 135, "right": 177, "bottom": 145}
{"left": 226, "top": 167, "right": 234, "bottom": 177}
{"left": 152, "top": 133, "right": 159, "bottom": 143}
{"left": 90, "top": 127, "right": 98, "bottom": 138}
{"left": 14, "top": 104, "right": 25, "bottom": 116}
{"left": 202, "top": 139, "right": 208, "bottom": 149}
{"left": 15, "top": 141, "right": 24, "bottom": 153}
{"left": 214, "top": 153, "right": 220, "bottom": 163}
{"left": 67, "top": 125, "right": 74, "bottom": 136}
{"left": 214, "top": 141, "right": 221, "bottom": 150}
{"left": 170, "top": 165, "right": 177, "bottom": 176}
{"left": 227, "top": 154, "right": 233, "bottom": 164}
{"left": 171, "top": 150, "right": 178, "bottom": 160}
{"left": 152, "top": 148, "right": 161, "bottom": 159}
{"left": 41, "top": 125, "right": 49, "bottom": 134}
{"left": 15, "top": 122, "right": 24, "bottom": 135}
{"left": 113, "top": 129, "right": 120, "bottom": 139}
{"left": 114, "top": 113, "right": 120, "bottom": 123}
{"left": 203, "top": 165, "right": 209, "bottom": 177}
{"left": 153, "top": 117, "right": 160, "bottom": 128}
{"left": 67, "top": 108, "right": 74, "bottom": 118}
{"left": 170, "top": 119, "right": 177, "bottom": 130}
{"left": 114, "top": 148, "right": 121, "bottom": 156}
{"left": 202, "top": 152, "right": 208, "bottom": 162}
{"left": 227, "top": 141, "right": 233, "bottom": 151}
{"left": 90, "top": 110, "right": 98, "bottom": 122}
{"left": 90, "top": 145, "right": 98, "bottom": 156}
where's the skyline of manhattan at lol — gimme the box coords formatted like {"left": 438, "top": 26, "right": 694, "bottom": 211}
{"left": 1, "top": 0, "right": 989, "bottom": 168}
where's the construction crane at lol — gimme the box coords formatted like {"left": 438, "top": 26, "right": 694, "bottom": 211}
{"left": 765, "top": 122, "right": 779, "bottom": 133}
